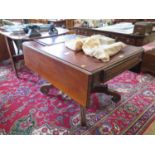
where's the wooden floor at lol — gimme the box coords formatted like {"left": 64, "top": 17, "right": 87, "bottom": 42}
{"left": 143, "top": 119, "right": 155, "bottom": 135}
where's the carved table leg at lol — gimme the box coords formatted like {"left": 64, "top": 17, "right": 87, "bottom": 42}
{"left": 40, "top": 83, "right": 53, "bottom": 95}
{"left": 80, "top": 105, "right": 87, "bottom": 126}
{"left": 91, "top": 84, "right": 121, "bottom": 103}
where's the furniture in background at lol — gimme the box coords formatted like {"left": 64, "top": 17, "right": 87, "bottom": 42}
{"left": 48, "top": 19, "right": 74, "bottom": 29}
{"left": 0, "top": 33, "right": 9, "bottom": 61}
{"left": 28, "top": 19, "right": 48, "bottom": 24}
{"left": 48, "top": 19, "right": 66, "bottom": 27}
{"left": 141, "top": 41, "right": 155, "bottom": 76}
{"left": 66, "top": 19, "right": 74, "bottom": 29}
{"left": 0, "top": 20, "right": 20, "bottom": 62}
{"left": 113, "top": 19, "right": 142, "bottom": 24}
{"left": 0, "top": 26, "right": 69, "bottom": 77}
{"left": 73, "top": 24, "right": 155, "bottom": 46}
{"left": 74, "top": 19, "right": 105, "bottom": 28}
{"left": 23, "top": 34, "right": 143, "bottom": 126}
{"left": 134, "top": 22, "right": 153, "bottom": 35}
{"left": 27, "top": 19, "right": 74, "bottom": 29}
{"left": 113, "top": 19, "right": 155, "bottom": 24}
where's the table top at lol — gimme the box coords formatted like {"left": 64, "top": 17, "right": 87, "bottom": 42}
{"left": 35, "top": 34, "right": 83, "bottom": 46}
{"left": 0, "top": 27, "right": 69, "bottom": 40}
{"left": 23, "top": 34, "right": 144, "bottom": 74}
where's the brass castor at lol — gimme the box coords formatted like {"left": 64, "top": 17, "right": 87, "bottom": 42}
{"left": 112, "top": 95, "right": 121, "bottom": 103}
{"left": 40, "top": 84, "right": 52, "bottom": 95}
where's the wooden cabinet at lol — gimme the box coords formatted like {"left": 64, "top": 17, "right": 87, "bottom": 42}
{"left": 0, "top": 34, "right": 9, "bottom": 62}
{"left": 66, "top": 19, "right": 74, "bottom": 29}
{"left": 28, "top": 19, "right": 48, "bottom": 24}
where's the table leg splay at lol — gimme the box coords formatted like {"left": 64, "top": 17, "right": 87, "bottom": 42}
{"left": 79, "top": 84, "right": 121, "bottom": 126}
{"left": 91, "top": 84, "right": 121, "bottom": 103}
{"left": 40, "top": 83, "right": 120, "bottom": 126}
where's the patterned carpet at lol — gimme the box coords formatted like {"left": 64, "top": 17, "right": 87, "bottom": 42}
{"left": 0, "top": 62, "right": 155, "bottom": 135}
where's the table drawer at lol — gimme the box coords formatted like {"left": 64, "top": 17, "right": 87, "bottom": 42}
{"left": 103, "top": 54, "right": 142, "bottom": 82}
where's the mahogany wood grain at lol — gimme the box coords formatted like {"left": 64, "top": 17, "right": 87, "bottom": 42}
{"left": 23, "top": 45, "right": 91, "bottom": 107}
{"left": 23, "top": 39, "right": 143, "bottom": 106}
{"left": 23, "top": 34, "right": 144, "bottom": 126}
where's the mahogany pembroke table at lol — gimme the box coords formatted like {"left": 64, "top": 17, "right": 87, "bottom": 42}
{"left": 23, "top": 34, "right": 143, "bottom": 126}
